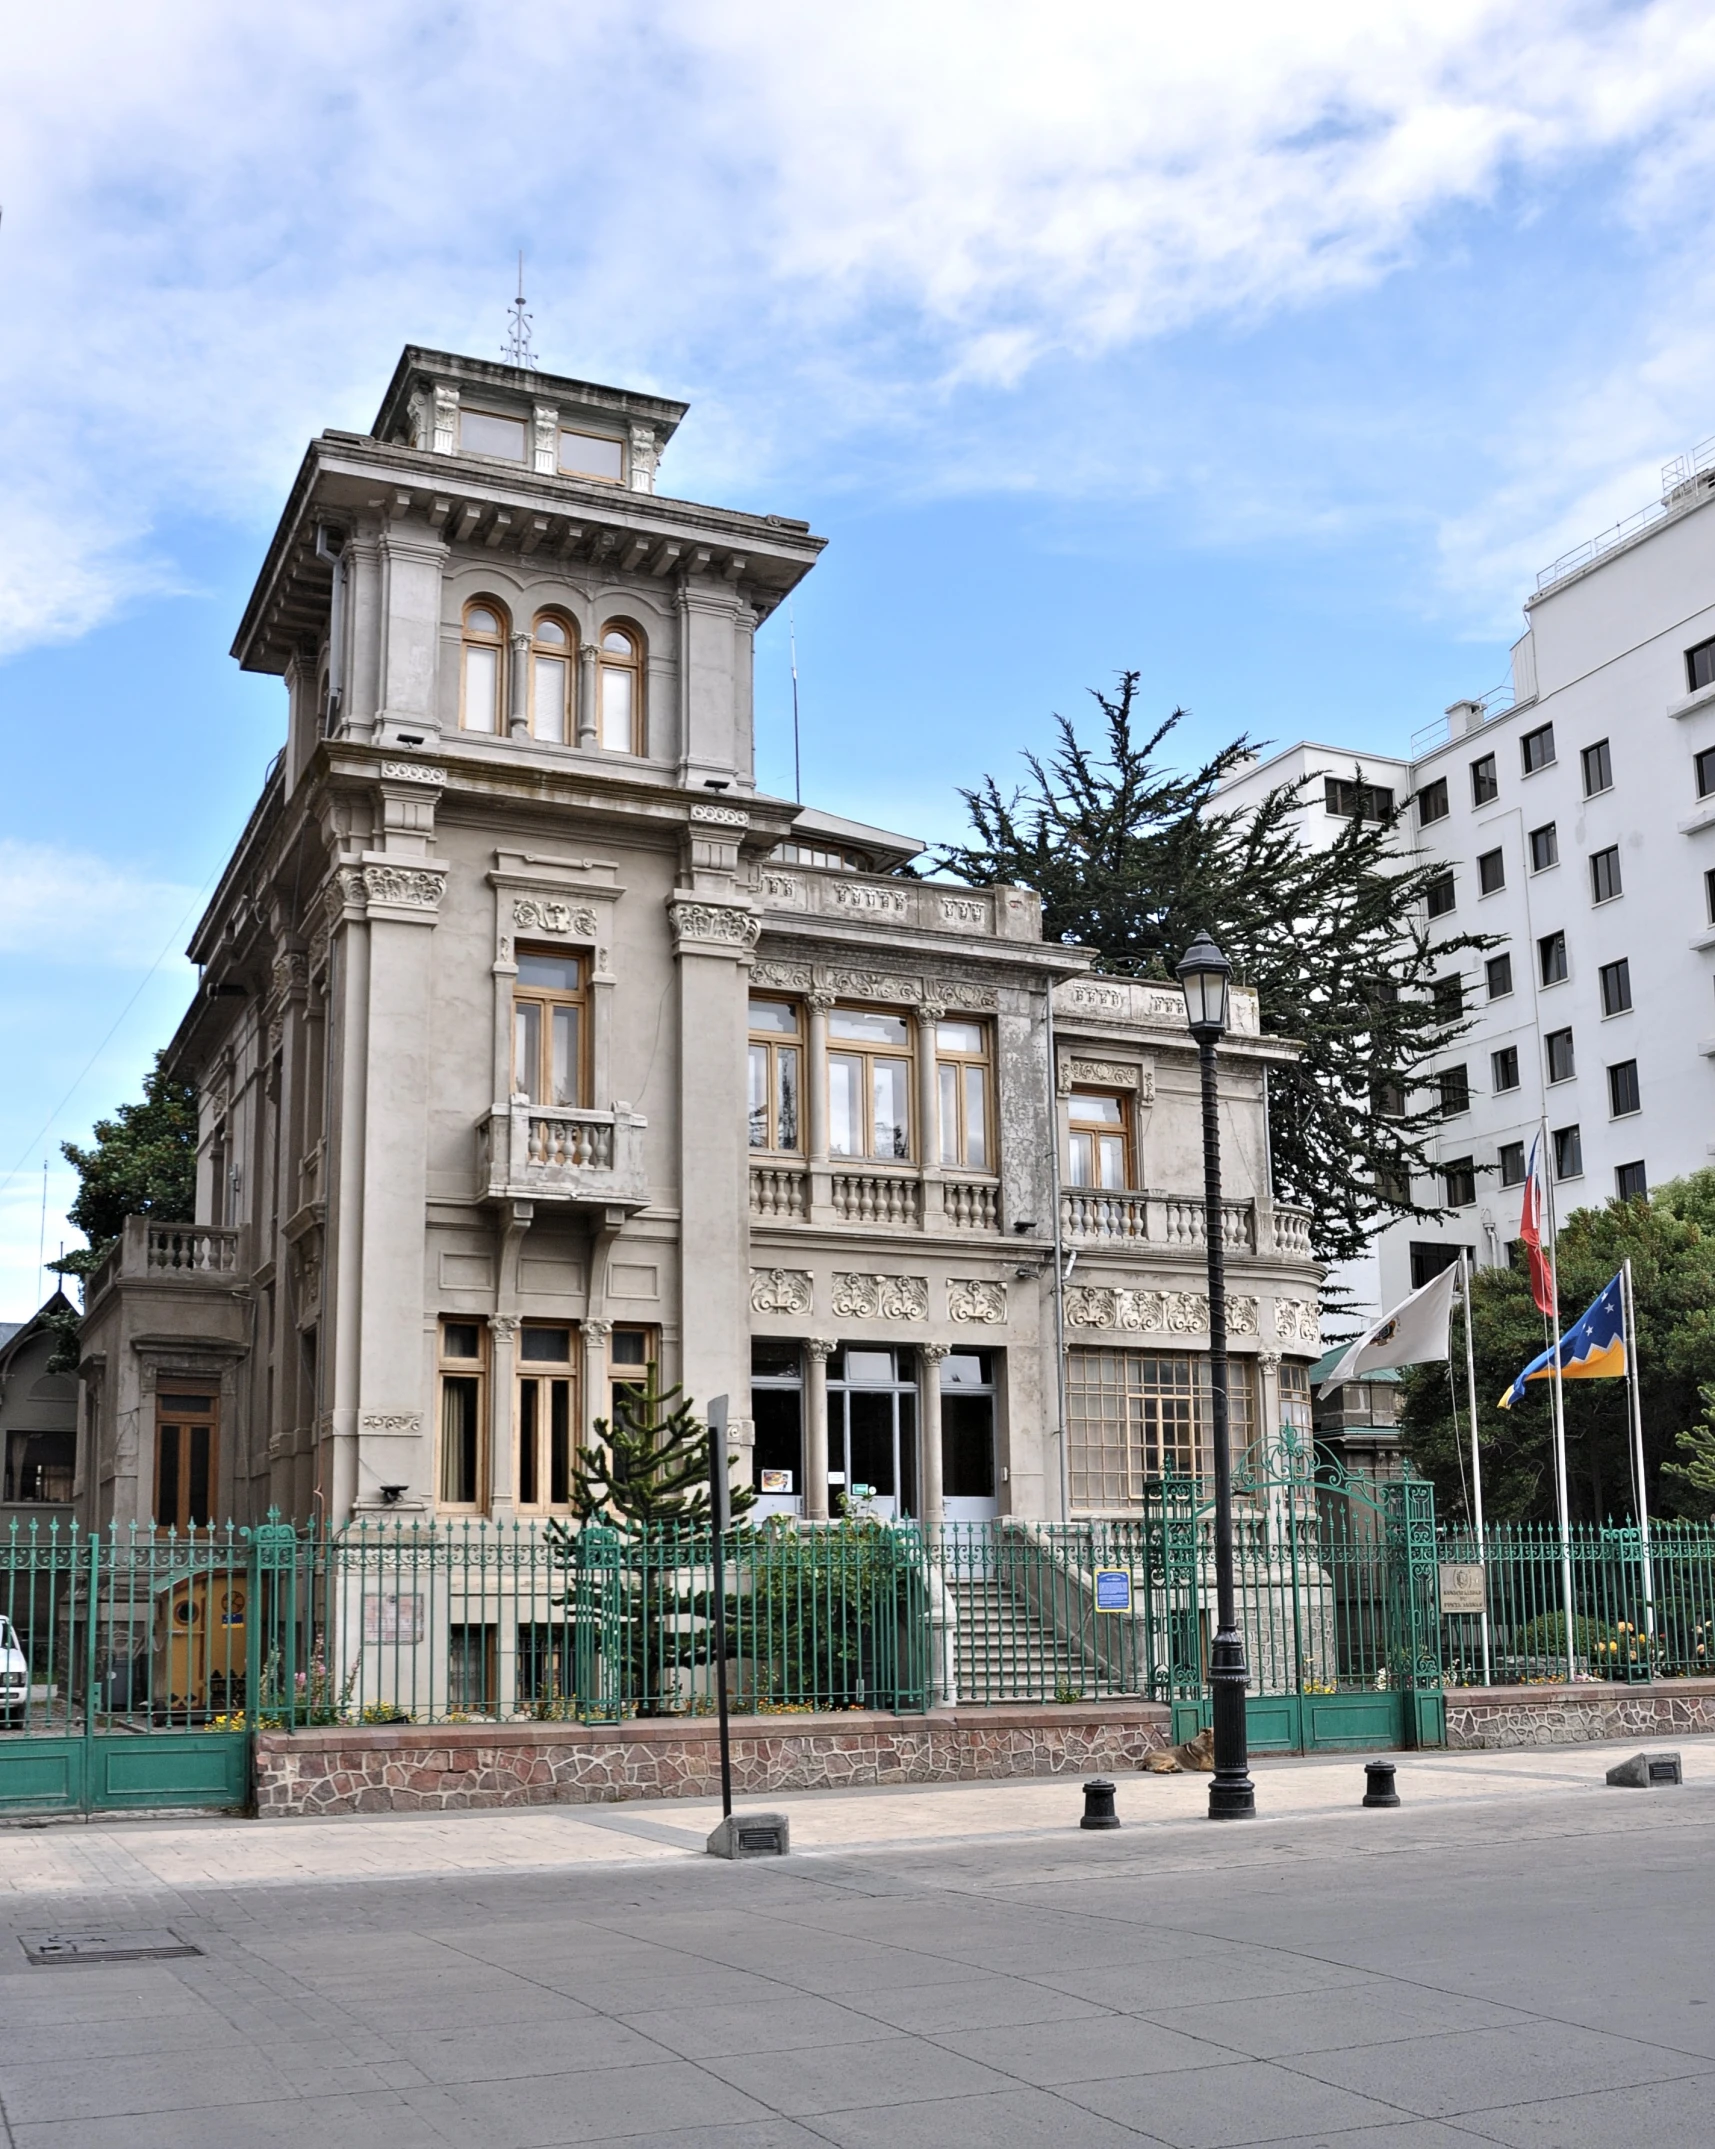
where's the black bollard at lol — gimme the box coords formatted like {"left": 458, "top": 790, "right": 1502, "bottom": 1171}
{"left": 1081, "top": 1777, "right": 1120, "bottom": 1830}
{"left": 1362, "top": 1759, "right": 1400, "bottom": 1809}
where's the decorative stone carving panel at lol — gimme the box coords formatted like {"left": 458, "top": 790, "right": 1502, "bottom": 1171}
{"left": 937, "top": 895, "right": 986, "bottom": 928}
{"left": 831, "top": 1272, "right": 928, "bottom": 1321}
{"left": 1058, "top": 1056, "right": 1154, "bottom": 1099}
{"left": 379, "top": 761, "right": 448, "bottom": 785}
{"left": 362, "top": 864, "right": 446, "bottom": 911}
{"left": 948, "top": 1279, "right": 1007, "bottom": 1324}
{"left": 929, "top": 978, "right": 999, "bottom": 1012}
{"left": 669, "top": 900, "right": 761, "bottom": 949}
{"left": 360, "top": 1412, "right": 422, "bottom": 1435}
{"left": 513, "top": 898, "right": 598, "bottom": 937}
{"left": 752, "top": 960, "right": 813, "bottom": 991}
{"left": 751, "top": 1268, "right": 814, "bottom": 1316}
{"left": 831, "top": 882, "right": 909, "bottom": 918}
{"left": 1273, "top": 1299, "right": 1322, "bottom": 1346}
{"left": 1062, "top": 1287, "right": 1259, "bottom": 1336}
{"left": 690, "top": 803, "right": 747, "bottom": 827}
{"left": 825, "top": 968, "right": 922, "bottom": 1004}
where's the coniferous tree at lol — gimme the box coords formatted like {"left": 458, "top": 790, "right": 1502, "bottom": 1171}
{"left": 938, "top": 678, "right": 1491, "bottom": 1274}
{"left": 52, "top": 1052, "right": 197, "bottom": 1281}
{"left": 561, "top": 1367, "right": 756, "bottom": 1527}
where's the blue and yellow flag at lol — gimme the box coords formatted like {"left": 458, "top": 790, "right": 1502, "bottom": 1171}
{"left": 1498, "top": 1273, "right": 1626, "bottom": 1409}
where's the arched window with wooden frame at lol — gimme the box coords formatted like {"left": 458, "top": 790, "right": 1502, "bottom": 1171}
{"left": 460, "top": 599, "right": 509, "bottom": 734}
{"left": 513, "top": 947, "right": 588, "bottom": 1107}
{"left": 529, "top": 611, "right": 576, "bottom": 744}
{"left": 597, "top": 622, "right": 644, "bottom": 754}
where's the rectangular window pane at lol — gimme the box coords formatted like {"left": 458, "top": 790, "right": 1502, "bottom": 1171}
{"left": 1539, "top": 933, "right": 1567, "bottom": 985}
{"left": 1472, "top": 754, "right": 1498, "bottom": 804}
{"left": 519, "top": 1381, "right": 539, "bottom": 1505}
{"left": 1499, "top": 1141, "right": 1526, "bottom": 1187}
{"left": 1439, "top": 1066, "right": 1469, "bottom": 1115}
{"left": 1608, "top": 1060, "right": 1640, "bottom": 1116}
{"left": 1554, "top": 1124, "right": 1583, "bottom": 1179}
{"left": 776, "top": 1045, "right": 799, "bottom": 1151}
{"left": 1529, "top": 822, "right": 1558, "bottom": 871}
{"left": 939, "top": 1062, "right": 959, "bottom": 1166}
{"left": 1698, "top": 746, "right": 1715, "bottom": 798}
{"left": 599, "top": 667, "right": 633, "bottom": 751}
{"left": 559, "top": 428, "right": 625, "bottom": 481}
{"left": 461, "top": 409, "right": 527, "bottom": 460}
{"left": 1487, "top": 953, "right": 1513, "bottom": 999}
{"left": 1492, "top": 1046, "right": 1520, "bottom": 1091}
{"left": 828, "top": 1055, "right": 861, "bottom": 1157}
{"left": 1590, "top": 846, "right": 1622, "bottom": 902}
{"left": 520, "top": 1327, "right": 572, "bottom": 1362}
{"left": 1616, "top": 1161, "right": 1648, "bottom": 1201}
{"left": 1478, "top": 848, "right": 1505, "bottom": 894}
{"left": 872, "top": 1058, "right": 911, "bottom": 1158}
{"left": 1069, "top": 1131, "right": 1094, "bottom": 1187}
{"left": 1546, "top": 1029, "right": 1575, "bottom": 1082}
{"left": 749, "top": 999, "right": 799, "bottom": 1034}
{"left": 1417, "top": 777, "right": 1449, "bottom": 824}
{"left": 1071, "top": 1093, "right": 1125, "bottom": 1126}
{"left": 830, "top": 1009, "right": 909, "bottom": 1046}
{"left": 550, "top": 1382, "right": 571, "bottom": 1505}
{"left": 1600, "top": 958, "right": 1632, "bottom": 1016}
{"left": 1522, "top": 723, "right": 1556, "bottom": 773}
{"left": 514, "top": 1002, "right": 541, "bottom": 1102}
{"left": 749, "top": 1044, "right": 769, "bottom": 1148}
{"left": 963, "top": 1062, "right": 988, "bottom": 1170}
{"left": 1689, "top": 636, "right": 1715, "bottom": 692}
{"left": 1425, "top": 874, "right": 1455, "bottom": 918}
{"left": 551, "top": 1005, "right": 579, "bottom": 1106}
{"left": 936, "top": 1021, "right": 984, "bottom": 1053}
{"left": 1582, "top": 739, "right": 1612, "bottom": 795}
{"left": 464, "top": 644, "right": 499, "bottom": 733}
{"left": 1098, "top": 1133, "right": 1126, "bottom": 1189}
{"left": 441, "top": 1377, "right": 480, "bottom": 1504}
{"left": 157, "top": 1426, "right": 181, "bottom": 1527}
{"left": 533, "top": 655, "right": 568, "bottom": 743}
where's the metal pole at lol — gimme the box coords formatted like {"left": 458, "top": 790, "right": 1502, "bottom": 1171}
{"left": 1046, "top": 983, "right": 1071, "bottom": 1524}
{"left": 1622, "top": 1258, "right": 1656, "bottom": 1643}
{"left": 1199, "top": 1035, "right": 1254, "bottom": 1820}
{"left": 707, "top": 1396, "right": 733, "bottom": 1822}
{"left": 1540, "top": 1126, "right": 1576, "bottom": 1687}
{"left": 1461, "top": 1253, "right": 1491, "bottom": 1687}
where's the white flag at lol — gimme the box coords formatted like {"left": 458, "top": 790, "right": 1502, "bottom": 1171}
{"left": 1316, "top": 1265, "right": 1457, "bottom": 1397}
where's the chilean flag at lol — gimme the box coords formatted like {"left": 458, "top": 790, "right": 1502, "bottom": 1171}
{"left": 1519, "top": 1134, "right": 1556, "bottom": 1317}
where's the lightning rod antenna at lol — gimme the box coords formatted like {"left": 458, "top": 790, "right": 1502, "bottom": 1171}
{"left": 504, "top": 253, "right": 536, "bottom": 370}
{"left": 789, "top": 601, "right": 802, "bottom": 803}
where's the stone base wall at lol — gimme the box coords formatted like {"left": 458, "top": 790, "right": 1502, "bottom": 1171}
{"left": 1444, "top": 1680, "right": 1715, "bottom": 1750}
{"left": 252, "top": 1703, "right": 1173, "bottom": 1817}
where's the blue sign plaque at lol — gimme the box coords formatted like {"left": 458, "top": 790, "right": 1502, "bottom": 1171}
{"left": 1093, "top": 1568, "right": 1132, "bottom": 1614}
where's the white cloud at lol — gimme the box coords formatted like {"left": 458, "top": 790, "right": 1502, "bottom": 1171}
{"left": 2, "top": 1, "right": 1715, "bottom": 647}
{"left": 0, "top": 842, "right": 202, "bottom": 970}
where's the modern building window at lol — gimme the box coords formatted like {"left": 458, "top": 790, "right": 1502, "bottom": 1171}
{"left": 1545, "top": 1028, "right": 1576, "bottom": 1083}
{"left": 827, "top": 1007, "right": 913, "bottom": 1160}
{"left": 1706, "top": 866, "right": 1715, "bottom": 925}
{"left": 1529, "top": 822, "right": 1559, "bottom": 872}
{"left": 1066, "top": 1348, "right": 1252, "bottom": 1506}
{"left": 1425, "top": 873, "right": 1456, "bottom": 919}
{"left": 1477, "top": 848, "right": 1506, "bottom": 895}
{"left": 1442, "top": 1157, "right": 1477, "bottom": 1208}
{"left": 1539, "top": 931, "right": 1568, "bottom": 986}
{"left": 558, "top": 427, "right": 625, "bottom": 483}
{"left": 1590, "top": 846, "right": 1622, "bottom": 904}
{"left": 935, "top": 1020, "right": 992, "bottom": 1170}
{"left": 1067, "top": 1090, "right": 1132, "bottom": 1190}
{"left": 1370, "top": 1074, "right": 1406, "bottom": 1120}
{"left": 748, "top": 998, "right": 803, "bottom": 1152}
{"left": 1486, "top": 953, "right": 1514, "bottom": 1000}
{"left": 1325, "top": 776, "right": 1394, "bottom": 820}
{"left": 1687, "top": 636, "right": 1715, "bottom": 693}
{"left": 1439, "top": 1066, "right": 1470, "bottom": 1117}
{"left": 529, "top": 612, "right": 576, "bottom": 743}
{"left": 438, "top": 1321, "right": 485, "bottom": 1509}
{"left": 1599, "top": 958, "right": 1632, "bottom": 1017}
{"left": 460, "top": 407, "right": 527, "bottom": 461}
{"left": 1375, "top": 1163, "right": 1412, "bottom": 1207}
{"left": 1416, "top": 777, "right": 1449, "bottom": 825}
{"left": 1492, "top": 1045, "right": 1520, "bottom": 1092}
{"left": 1521, "top": 723, "right": 1556, "bottom": 774}
{"left": 1553, "top": 1123, "right": 1584, "bottom": 1180}
{"left": 1581, "top": 739, "right": 1613, "bottom": 796}
{"left": 1471, "top": 753, "right": 1499, "bottom": 805}
{"left": 751, "top": 1340, "right": 803, "bottom": 1499}
{"left": 1697, "top": 746, "right": 1715, "bottom": 799}
{"left": 513, "top": 950, "right": 587, "bottom": 1107}
{"left": 597, "top": 623, "right": 645, "bottom": 754}
{"left": 460, "top": 601, "right": 508, "bottom": 734}
{"left": 155, "top": 1390, "right": 217, "bottom": 1530}
{"left": 1410, "top": 1242, "right": 1470, "bottom": 1289}
{"left": 1608, "top": 1059, "right": 1641, "bottom": 1117}
{"left": 1498, "top": 1140, "right": 1527, "bottom": 1188}
{"left": 1432, "top": 975, "right": 1465, "bottom": 1020}
{"left": 1616, "top": 1160, "right": 1648, "bottom": 1201}
{"left": 516, "top": 1325, "right": 574, "bottom": 1510}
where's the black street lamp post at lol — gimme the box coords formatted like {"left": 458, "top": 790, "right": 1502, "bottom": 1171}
{"left": 1175, "top": 930, "right": 1256, "bottom": 1822}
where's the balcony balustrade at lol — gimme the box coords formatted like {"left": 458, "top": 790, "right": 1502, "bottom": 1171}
{"left": 478, "top": 1103, "right": 649, "bottom": 1209}
{"left": 1058, "top": 1192, "right": 1313, "bottom": 1259}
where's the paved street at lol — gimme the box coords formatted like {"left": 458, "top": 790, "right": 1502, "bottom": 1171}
{"left": 0, "top": 1741, "right": 1710, "bottom": 2145}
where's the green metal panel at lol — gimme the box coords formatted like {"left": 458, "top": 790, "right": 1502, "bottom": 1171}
{"left": 88, "top": 1733, "right": 249, "bottom": 1811}
{"left": 0, "top": 1739, "right": 82, "bottom": 1810}
{"left": 1299, "top": 1690, "right": 1401, "bottom": 1750}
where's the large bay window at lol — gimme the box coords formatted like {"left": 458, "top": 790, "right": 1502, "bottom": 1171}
{"left": 748, "top": 998, "right": 803, "bottom": 1151}
{"left": 935, "top": 1021, "right": 991, "bottom": 1170}
{"left": 828, "top": 1007, "right": 912, "bottom": 1160}
{"left": 1067, "top": 1348, "right": 1254, "bottom": 1508}
{"left": 513, "top": 950, "right": 587, "bottom": 1107}
{"left": 1067, "top": 1090, "right": 1131, "bottom": 1189}
{"left": 460, "top": 601, "right": 507, "bottom": 733}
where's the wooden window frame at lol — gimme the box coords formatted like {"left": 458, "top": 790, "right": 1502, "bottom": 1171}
{"left": 155, "top": 1390, "right": 218, "bottom": 1530}
{"left": 596, "top": 620, "right": 645, "bottom": 756}
{"left": 516, "top": 1324, "right": 577, "bottom": 1513}
{"left": 602, "top": 1325, "right": 659, "bottom": 1430}
{"left": 826, "top": 1006, "right": 915, "bottom": 1163}
{"left": 437, "top": 1319, "right": 487, "bottom": 1512}
{"left": 528, "top": 610, "right": 578, "bottom": 744}
{"left": 460, "top": 598, "right": 509, "bottom": 735}
{"left": 1066, "top": 1089, "right": 1133, "bottom": 1192}
{"left": 934, "top": 1019, "right": 993, "bottom": 1172}
{"left": 512, "top": 945, "right": 590, "bottom": 1108}
{"left": 748, "top": 998, "right": 804, "bottom": 1154}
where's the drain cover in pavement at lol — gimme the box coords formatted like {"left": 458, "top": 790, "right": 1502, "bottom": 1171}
{"left": 20, "top": 1929, "right": 201, "bottom": 1966}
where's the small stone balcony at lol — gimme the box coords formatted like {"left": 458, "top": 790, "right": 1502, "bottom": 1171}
{"left": 85, "top": 1220, "right": 246, "bottom": 1310}
{"left": 478, "top": 1103, "right": 649, "bottom": 1210}
{"left": 749, "top": 1163, "right": 1001, "bottom": 1234}
{"left": 1058, "top": 1192, "right": 1313, "bottom": 1258}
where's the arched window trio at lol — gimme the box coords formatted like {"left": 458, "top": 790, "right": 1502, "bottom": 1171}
{"left": 459, "top": 599, "right": 646, "bottom": 756}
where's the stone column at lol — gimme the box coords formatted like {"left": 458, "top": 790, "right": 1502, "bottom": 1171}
{"left": 508, "top": 633, "right": 531, "bottom": 740}
{"left": 576, "top": 640, "right": 598, "bottom": 747}
{"left": 919, "top": 1342, "right": 950, "bottom": 1525}
{"left": 807, "top": 990, "right": 833, "bottom": 1224}
{"left": 487, "top": 1315, "right": 520, "bottom": 1514}
{"left": 804, "top": 1338, "right": 834, "bottom": 1521}
{"left": 916, "top": 1003, "right": 943, "bottom": 1229}
{"left": 582, "top": 1319, "right": 612, "bottom": 1453}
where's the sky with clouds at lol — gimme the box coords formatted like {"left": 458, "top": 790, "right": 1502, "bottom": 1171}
{"left": 2, "top": 0, "right": 1714, "bottom": 1313}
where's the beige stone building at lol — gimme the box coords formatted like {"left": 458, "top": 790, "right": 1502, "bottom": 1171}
{"left": 75, "top": 346, "right": 1322, "bottom": 1531}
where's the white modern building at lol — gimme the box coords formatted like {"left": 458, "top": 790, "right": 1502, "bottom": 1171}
{"left": 1220, "top": 439, "right": 1715, "bottom": 1324}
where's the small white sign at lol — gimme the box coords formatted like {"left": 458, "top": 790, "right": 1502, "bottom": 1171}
{"left": 1439, "top": 1563, "right": 1487, "bottom": 1615}
{"left": 363, "top": 1592, "right": 424, "bottom": 1644}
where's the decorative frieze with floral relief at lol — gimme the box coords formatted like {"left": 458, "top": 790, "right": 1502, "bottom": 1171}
{"left": 669, "top": 901, "right": 761, "bottom": 949}
{"left": 831, "top": 1273, "right": 928, "bottom": 1321}
{"left": 748, "top": 960, "right": 998, "bottom": 1012}
{"left": 513, "top": 897, "right": 598, "bottom": 937}
{"left": 1272, "top": 1299, "right": 1322, "bottom": 1346}
{"left": 949, "top": 1279, "right": 1007, "bottom": 1323}
{"left": 750, "top": 1268, "right": 814, "bottom": 1316}
{"left": 1063, "top": 1286, "right": 1260, "bottom": 1337}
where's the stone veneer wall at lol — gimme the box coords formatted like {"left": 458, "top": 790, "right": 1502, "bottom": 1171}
{"left": 253, "top": 1703, "right": 1171, "bottom": 1816}
{"left": 1444, "top": 1681, "right": 1715, "bottom": 1749}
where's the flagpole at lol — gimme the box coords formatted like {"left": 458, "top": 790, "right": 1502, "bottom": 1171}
{"left": 1622, "top": 1256, "right": 1656, "bottom": 1645}
{"left": 1540, "top": 1119, "right": 1576, "bottom": 1688}
{"left": 1460, "top": 1251, "right": 1491, "bottom": 1687}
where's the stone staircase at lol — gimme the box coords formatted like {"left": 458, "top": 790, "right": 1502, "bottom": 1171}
{"left": 947, "top": 1575, "right": 1102, "bottom": 1702}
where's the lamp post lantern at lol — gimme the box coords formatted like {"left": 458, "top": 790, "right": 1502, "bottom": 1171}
{"left": 1175, "top": 931, "right": 1256, "bottom": 1822}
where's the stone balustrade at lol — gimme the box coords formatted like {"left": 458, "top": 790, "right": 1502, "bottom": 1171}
{"left": 478, "top": 1103, "right": 649, "bottom": 1208}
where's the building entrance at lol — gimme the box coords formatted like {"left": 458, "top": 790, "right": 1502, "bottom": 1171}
{"left": 829, "top": 1349, "right": 918, "bottom": 1520}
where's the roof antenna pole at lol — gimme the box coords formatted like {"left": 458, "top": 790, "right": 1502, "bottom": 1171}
{"left": 789, "top": 600, "right": 802, "bottom": 804}
{"left": 504, "top": 252, "right": 536, "bottom": 371}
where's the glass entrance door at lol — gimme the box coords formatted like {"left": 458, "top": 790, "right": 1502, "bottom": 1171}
{"left": 829, "top": 1349, "right": 918, "bottom": 1520}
